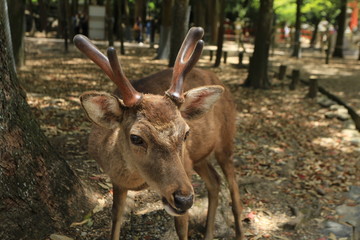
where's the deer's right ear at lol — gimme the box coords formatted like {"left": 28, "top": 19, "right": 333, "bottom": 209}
{"left": 80, "top": 92, "right": 124, "bottom": 129}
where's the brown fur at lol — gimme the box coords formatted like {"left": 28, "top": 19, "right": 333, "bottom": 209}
{"left": 85, "top": 67, "right": 242, "bottom": 240}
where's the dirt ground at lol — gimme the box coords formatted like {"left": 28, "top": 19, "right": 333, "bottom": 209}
{"left": 19, "top": 37, "right": 360, "bottom": 240}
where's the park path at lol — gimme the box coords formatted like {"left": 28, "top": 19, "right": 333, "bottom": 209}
{"left": 268, "top": 47, "right": 360, "bottom": 240}
{"left": 214, "top": 41, "right": 360, "bottom": 239}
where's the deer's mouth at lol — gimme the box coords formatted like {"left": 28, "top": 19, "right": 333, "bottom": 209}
{"left": 162, "top": 197, "right": 187, "bottom": 216}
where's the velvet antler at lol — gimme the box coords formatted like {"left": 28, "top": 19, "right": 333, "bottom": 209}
{"left": 107, "top": 47, "right": 142, "bottom": 106}
{"left": 74, "top": 34, "right": 141, "bottom": 107}
{"left": 166, "top": 27, "right": 204, "bottom": 104}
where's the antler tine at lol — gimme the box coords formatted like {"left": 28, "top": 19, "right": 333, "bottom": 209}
{"left": 166, "top": 27, "right": 204, "bottom": 104}
{"left": 73, "top": 34, "right": 114, "bottom": 81}
{"left": 107, "top": 47, "right": 142, "bottom": 107}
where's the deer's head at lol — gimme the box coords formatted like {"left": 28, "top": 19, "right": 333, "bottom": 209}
{"left": 74, "top": 27, "right": 224, "bottom": 216}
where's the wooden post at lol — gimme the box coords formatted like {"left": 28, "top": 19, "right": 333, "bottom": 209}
{"left": 289, "top": 69, "right": 300, "bottom": 90}
{"left": 238, "top": 51, "right": 244, "bottom": 66}
{"left": 278, "top": 65, "right": 287, "bottom": 80}
{"left": 223, "top": 51, "right": 227, "bottom": 64}
{"left": 307, "top": 76, "right": 318, "bottom": 98}
{"left": 209, "top": 50, "right": 213, "bottom": 61}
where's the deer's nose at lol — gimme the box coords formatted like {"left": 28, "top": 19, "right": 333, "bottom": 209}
{"left": 173, "top": 191, "right": 194, "bottom": 211}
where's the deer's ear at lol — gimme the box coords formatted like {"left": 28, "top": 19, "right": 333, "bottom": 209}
{"left": 180, "top": 86, "right": 224, "bottom": 120}
{"left": 80, "top": 91, "right": 124, "bottom": 129}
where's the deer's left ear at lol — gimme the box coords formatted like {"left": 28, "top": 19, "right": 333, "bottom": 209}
{"left": 180, "top": 85, "right": 224, "bottom": 120}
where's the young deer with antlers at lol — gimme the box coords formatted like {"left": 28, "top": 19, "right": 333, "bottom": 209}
{"left": 74, "top": 27, "right": 243, "bottom": 240}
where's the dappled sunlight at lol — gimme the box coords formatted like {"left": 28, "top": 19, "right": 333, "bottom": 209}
{"left": 245, "top": 209, "right": 290, "bottom": 233}
{"left": 17, "top": 37, "right": 360, "bottom": 240}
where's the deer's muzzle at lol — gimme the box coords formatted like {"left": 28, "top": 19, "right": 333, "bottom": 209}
{"left": 162, "top": 191, "right": 194, "bottom": 216}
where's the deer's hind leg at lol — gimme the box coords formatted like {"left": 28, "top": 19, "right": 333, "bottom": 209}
{"left": 193, "top": 159, "right": 221, "bottom": 240}
{"left": 215, "top": 147, "right": 243, "bottom": 240}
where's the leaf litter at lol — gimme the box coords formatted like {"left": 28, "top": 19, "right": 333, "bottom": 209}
{"left": 20, "top": 38, "right": 360, "bottom": 240}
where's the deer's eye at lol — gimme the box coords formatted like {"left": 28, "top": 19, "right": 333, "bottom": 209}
{"left": 130, "top": 134, "right": 145, "bottom": 146}
{"left": 184, "top": 131, "right": 190, "bottom": 141}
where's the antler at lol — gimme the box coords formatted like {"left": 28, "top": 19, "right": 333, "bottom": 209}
{"left": 166, "top": 27, "right": 204, "bottom": 104}
{"left": 74, "top": 34, "right": 142, "bottom": 107}
{"left": 107, "top": 47, "right": 142, "bottom": 106}
{"left": 73, "top": 34, "right": 114, "bottom": 80}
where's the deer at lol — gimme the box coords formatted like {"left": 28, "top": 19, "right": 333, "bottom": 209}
{"left": 73, "top": 27, "right": 243, "bottom": 240}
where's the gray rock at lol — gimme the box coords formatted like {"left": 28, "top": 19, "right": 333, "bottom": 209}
{"left": 349, "top": 186, "right": 360, "bottom": 203}
{"left": 323, "top": 221, "right": 353, "bottom": 238}
{"left": 317, "top": 97, "right": 335, "bottom": 108}
{"left": 336, "top": 204, "right": 360, "bottom": 226}
{"left": 350, "top": 137, "right": 360, "bottom": 146}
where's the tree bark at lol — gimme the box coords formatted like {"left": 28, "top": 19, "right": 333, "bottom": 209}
{"left": 243, "top": 0, "right": 274, "bottom": 89}
{"left": 134, "top": 0, "right": 146, "bottom": 22}
{"left": 192, "top": 0, "right": 206, "bottom": 29}
{"left": 106, "top": 0, "right": 114, "bottom": 46}
{"left": 310, "top": 19, "right": 320, "bottom": 48}
{"left": 291, "top": 0, "right": 302, "bottom": 58}
{"left": 59, "top": 0, "right": 70, "bottom": 51}
{"left": 7, "top": 0, "right": 25, "bottom": 68}
{"left": 38, "top": 0, "right": 47, "bottom": 32}
{"left": 115, "top": 0, "right": 125, "bottom": 54}
{"left": 155, "top": 0, "right": 173, "bottom": 60}
{"left": 168, "top": 0, "right": 190, "bottom": 67}
{"left": 214, "top": 0, "right": 225, "bottom": 67}
{"left": 333, "top": 0, "right": 347, "bottom": 58}
{"left": 0, "top": 1, "right": 91, "bottom": 239}
{"left": 207, "top": 0, "right": 219, "bottom": 44}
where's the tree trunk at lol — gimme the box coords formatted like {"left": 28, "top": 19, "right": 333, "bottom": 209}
{"left": 207, "top": 0, "right": 219, "bottom": 44}
{"left": 291, "top": 0, "right": 302, "bottom": 58}
{"left": 168, "top": 0, "right": 190, "bottom": 67}
{"left": 7, "top": 0, "right": 25, "bottom": 68}
{"left": 333, "top": 0, "right": 347, "bottom": 58}
{"left": 123, "top": 0, "right": 132, "bottom": 41}
{"left": 106, "top": 0, "right": 114, "bottom": 46}
{"left": 310, "top": 19, "right": 320, "bottom": 48}
{"left": 243, "top": 0, "right": 273, "bottom": 89}
{"left": 38, "top": 0, "right": 47, "bottom": 32}
{"left": 59, "top": 0, "right": 70, "bottom": 51}
{"left": 192, "top": 0, "right": 206, "bottom": 29}
{"left": 115, "top": 0, "right": 125, "bottom": 54}
{"left": 214, "top": 0, "right": 225, "bottom": 67}
{"left": 155, "top": 0, "right": 173, "bottom": 60}
{"left": 0, "top": 1, "right": 91, "bottom": 239}
{"left": 134, "top": 0, "right": 145, "bottom": 22}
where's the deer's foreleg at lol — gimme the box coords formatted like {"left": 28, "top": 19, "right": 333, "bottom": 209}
{"left": 194, "top": 160, "right": 221, "bottom": 240}
{"left": 174, "top": 213, "right": 189, "bottom": 240}
{"left": 111, "top": 185, "right": 128, "bottom": 240}
{"left": 216, "top": 151, "right": 244, "bottom": 240}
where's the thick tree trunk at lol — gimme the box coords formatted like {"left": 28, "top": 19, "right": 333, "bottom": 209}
{"left": 207, "top": 0, "right": 219, "bottom": 44}
{"left": 243, "top": 0, "right": 273, "bottom": 89}
{"left": 291, "top": 0, "right": 302, "bottom": 58}
{"left": 7, "top": 0, "right": 25, "bottom": 68}
{"left": 192, "top": 0, "right": 206, "bottom": 29}
{"left": 214, "top": 0, "right": 225, "bottom": 67}
{"left": 333, "top": 0, "right": 347, "bottom": 58}
{"left": 38, "top": 0, "right": 47, "bottom": 32}
{"left": 156, "top": 0, "right": 173, "bottom": 60}
{"left": 168, "top": 0, "right": 190, "bottom": 67}
{"left": 134, "top": 0, "right": 145, "bottom": 22}
{"left": 0, "top": 1, "right": 91, "bottom": 239}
